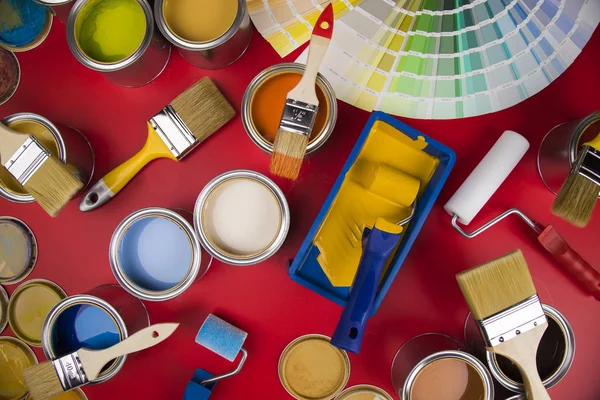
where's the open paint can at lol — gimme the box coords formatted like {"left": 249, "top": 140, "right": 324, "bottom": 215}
{"left": 391, "top": 333, "right": 494, "bottom": 400}
{"left": 335, "top": 385, "right": 393, "bottom": 400}
{"left": 194, "top": 170, "right": 290, "bottom": 266}
{"left": 279, "top": 334, "right": 351, "bottom": 400}
{"left": 0, "top": 285, "right": 7, "bottom": 334}
{"left": 0, "top": 48, "right": 20, "bottom": 105}
{"left": 0, "top": 0, "right": 53, "bottom": 52}
{"left": 0, "top": 336, "right": 38, "bottom": 400}
{"left": 31, "top": 388, "right": 88, "bottom": 400}
{"left": 464, "top": 304, "right": 575, "bottom": 394}
{"left": 0, "top": 113, "right": 95, "bottom": 205}
{"left": 242, "top": 63, "right": 337, "bottom": 155}
{"left": 538, "top": 110, "right": 600, "bottom": 197}
{"left": 8, "top": 279, "right": 67, "bottom": 346}
{"left": 0, "top": 217, "right": 37, "bottom": 285}
{"left": 42, "top": 285, "right": 150, "bottom": 384}
{"left": 155, "top": 0, "right": 251, "bottom": 69}
{"left": 110, "top": 207, "right": 211, "bottom": 301}
{"left": 67, "top": 0, "right": 170, "bottom": 87}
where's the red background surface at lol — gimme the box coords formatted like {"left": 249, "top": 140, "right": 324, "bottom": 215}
{"left": 1, "top": 21, "right": 600, "bottom": 400}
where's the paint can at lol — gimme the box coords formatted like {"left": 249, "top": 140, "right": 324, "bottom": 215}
{"left": 0, "top": 47, "right": 20, "bottom": 105}
{"left": 391, "top": 333, "right": 494, "bottom": 400}
{"left": 0, "top": 336, "right": 38, "bottom": 400}
{"left": 110, "top": 207, "right": 212, "bottom": 301}
{"left": 155, "top": 0, "right": 251, "bottom": 69}
{"left": 0, "top": 217, "right": 37, "bottom": 285}
{"left": 7, "top": 279, "right": 67, "bottom": 346}
{"left": 0, "top": 113, "right": 95, "bottom": 205}
{"left": 194, "top": 170, "right": 290, "bottom": 266}
{"left": 32, "top": 0, "right": 73, "bottom": 24}
{"left": 538, "top": 111, "right": 600, "bottom": 197}
{"left": 242, "top": 63, "right": 337, "bottom": 155}
{"left": 0, "top": 0, "right": 53, "bottom": 52}
{"left": 0, "top": 285, "right": 7, "bottom": 334}
{"left": 67, "top": 0, "right": 170, "bottom": 87}
{"left": 464, "top": 304, "right": 575, "bottom": 393}
{"left": 279, "top": 334, "right": 351, "bottom": 400}
{"left": 41, "top": 284, "right": 150, "bottom": 384}
{"left": 335, "top": 385, "right": 393, "bottom": 400}
{"left": 27, "top": 388, "right": 88, "bottom": 400}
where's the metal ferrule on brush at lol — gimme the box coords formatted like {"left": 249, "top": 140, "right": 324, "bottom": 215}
{"left": 53, "top": 352, "right": 88, "bottom": 391}
{"left": 574, "top": 145, "right": 600, "bottom": 186}
{"left": 279, "top": 99, "right": 318, "bottom": 136}
{"left": 478, "top": 295, "right": 547, "bottom": 347}
{"left": 5, "top": 137, "right": 51, "bottom": 185}
{"left": 149, "top": 106, "right": 198, "bottom": 160}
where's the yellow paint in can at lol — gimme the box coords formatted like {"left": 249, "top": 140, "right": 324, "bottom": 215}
{"left": 163, "top": 0, "right": 238, "bottom": 43}
{"left": 0, "top": 336, "right": 37, "bottom": 400}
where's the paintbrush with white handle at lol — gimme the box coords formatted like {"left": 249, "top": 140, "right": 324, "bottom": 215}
{"left": 23, "top": 323, "right": 179, "bottom": 400}
{"left": 270, "top": 3, "right": 334, "bottom": 180}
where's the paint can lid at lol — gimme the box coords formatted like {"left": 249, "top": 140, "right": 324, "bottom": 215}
{"left": 0, "top": 336, "right": 38, "bottom": 399}
{"left": 8, "top": 279, "right": 67, "bottom": 346}
{"left": 335, "top": 385, "right": 394, "bottom": 400}
{"left": 0, "top": 285, "right": 7, "bottom": 334}
{"left": 278, "top": 334, "right": 350, "bottom": 400}
{"left": 0, "top": 217, "right": 38, "bottom": 284}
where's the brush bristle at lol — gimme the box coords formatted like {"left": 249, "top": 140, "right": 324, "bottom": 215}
{"left": 22, "top": 361, "right": 64, "bottom": 400}
{"left": 169, "top": 78, "right": 235, "bottom": 142}
{"left": 552, "top": 172, "right": 599, "bottom": 227}
{"left": 270, "top": 129, "right": 309, "bottom": 180}
{"left": 23, "top": 156, "right": 84, "bottom": 217}
{"left": 456, "top": 250, "right": 537, "bottom": 320}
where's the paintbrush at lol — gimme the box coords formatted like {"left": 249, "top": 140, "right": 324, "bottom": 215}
{"left": 80, "top": 77, "right": 235, "bottom": 211}
{"left": 0, "top": 123, "right": 83, "bottom": 216}
{"left": 456, "top": 250, "right": 550, "bottom": 400}
{"left": 552, "top": 132, "right": 600, "bottom": 227}
{"left": 23, "top": 323, "right": 178, "bottom": 400}
{"left": 270, "top": 4, "right": 333, "bottom": 180}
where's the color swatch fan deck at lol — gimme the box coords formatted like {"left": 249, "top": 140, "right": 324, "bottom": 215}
{"left": 248, "top": 0, "right": 600, "bottom": 119}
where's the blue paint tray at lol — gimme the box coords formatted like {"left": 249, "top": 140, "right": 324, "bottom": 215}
{"left": 288, "top": 112, "right": 455, "bottom": 314}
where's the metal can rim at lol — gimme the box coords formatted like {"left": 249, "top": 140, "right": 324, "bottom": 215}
{"left": 241, "top": 62, "right": 338, "bottom": 155}
{"left": 334, "top": 384, "right": 393, "bottom": 400}
{"left": 0, "top": 335, "right": 39, "bottom": 400}
{"left": 278, "top": 333, "right": 351, "bottom": 400}
{"left": 67, "top": 0, "right": 156, "bottom": 72}
{"left": 0, "top": 9, "right": 53, "bottom": 53}
{"left": 0, "top": 48, "right": 20, "bottom": 106}
{"left": 401, "top": 350, "right": 494, "bottom": 400}
{"left": 568, "top": 111, "right": 600, "bottom": 165}
{"left": 32, "top": 0, "right": 73, "bottom": 6}
{"left": 0, "top": 216, "right": 38, "bottom": 284}
{"left": 41, "top": 294, "right": 129, "bottom": 384}
{"left": 109, "top": 207, "right": 202, "bottom": 301}
{"left": 193, "top": 170, "right": 290, "bottom": 266}
{"left": 486, "top": 304, "right": 575, "bottom": 392}
{"left": 154, "top": 0, "right": 246, "bottom": 51}
{"left": 0, "top": 285, "right": 8, "bottom": 334}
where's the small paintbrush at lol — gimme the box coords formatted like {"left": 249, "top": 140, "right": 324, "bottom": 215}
{"left": 23, "top": 323, "right": 179, "bottom": 400}
{"left": 456, "top": 250, "right": 550, "bottom": 400}
{"left": 0, "top": 123, "right": 83, "bottom": 216}
{"left": 270, "top": 4, "right": 333, "bottom": 180}
{"left": 552, "top": 132, "right": 600, "bottom": 227}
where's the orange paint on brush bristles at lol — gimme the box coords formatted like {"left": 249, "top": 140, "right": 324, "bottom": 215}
{"left": 250, "top": 71, "right": 329, "bottom": 144}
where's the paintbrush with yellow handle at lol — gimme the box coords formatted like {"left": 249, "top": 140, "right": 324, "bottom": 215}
{"left": 270, "top": 4, "right": 333, "bottom": 180}
{"left": 0, "top": 123, "right": 83, "bottom": 216}
{"left": 457, "top": 250, "right": 550, "bottom": 400}
{"left": 23, "top": 323, "right": 179, "bottom": 400}
{"left": 552, "top": 132, "right": 600, "bottom": 227}
{"left": 80, "top": 78, "right": 235, "bottom": 211}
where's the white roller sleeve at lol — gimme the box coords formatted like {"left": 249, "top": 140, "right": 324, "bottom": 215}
{"left": 444, "top": 130, "right": 530, "bottom": 225}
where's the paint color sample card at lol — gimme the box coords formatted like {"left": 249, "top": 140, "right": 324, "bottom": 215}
{"left": 249, "top": 0, "right": 600, "bottom": 119}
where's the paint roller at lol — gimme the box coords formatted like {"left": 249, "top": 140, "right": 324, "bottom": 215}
{"left": 183, "top": 315, "right": 248, "bottom": 400}
{"left": 444, "top": 130, "right": 600, "bottom": 301}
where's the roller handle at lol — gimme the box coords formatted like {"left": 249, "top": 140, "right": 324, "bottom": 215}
{"left": 331, "top": 225, "right": 401, "bottom": 354}
{"left": 538, "top": 225, "right": 600, "bottom": 301}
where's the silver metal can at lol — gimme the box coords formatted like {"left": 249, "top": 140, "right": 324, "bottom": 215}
{"left": 194, "top": 170, "right": 290, "bottom": 266}
{"left": 0, "top": 113, "right": 94, "bottom": 204}
{"left": 0, "top": 47, "right": 20, "bottom": 106}
{"left": 538, "top": 111, "right": 600, "bottom": 197}
{"left": 67, "top": 0, "right": 170, "bottom": 87}
{"left": 0, "top": 285, "right": 8, "bottom": 334}
{"left": 242, "top": 63, "right": 337, "bottom": 155}
{"left": 42, "top": 285, "right": 149, "bottom": 384}
{"left": 0, "top": 216, "right": 38, "bottom": 285}
{"left": 154, "top": 0, "right": 251, "bottom": 69}
{"left": 110, "top": 207, "right": 210, "bottom": 301}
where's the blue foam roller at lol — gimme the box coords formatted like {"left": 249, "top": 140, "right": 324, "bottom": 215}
{"left": 195, "top": 314, "right": 247, "bottom": 362}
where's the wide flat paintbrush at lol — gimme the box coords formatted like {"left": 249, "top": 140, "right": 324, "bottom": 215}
{"left": 552, "top": 132, "right": 600, "bottom": 227}
{"left": 457, "top": 250, "right": 550, "bottom": 400}
{"left": 80, "top": 77, "right": 235, "bottom": 211}
{"left": 0, "top": 123, "right": 83, "bottom": 216}
{"left": 270, "top": 4, "right": 333, "bottom": 180}
{"left": 23, "top": 323, "right": 179, "bottom": 400}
